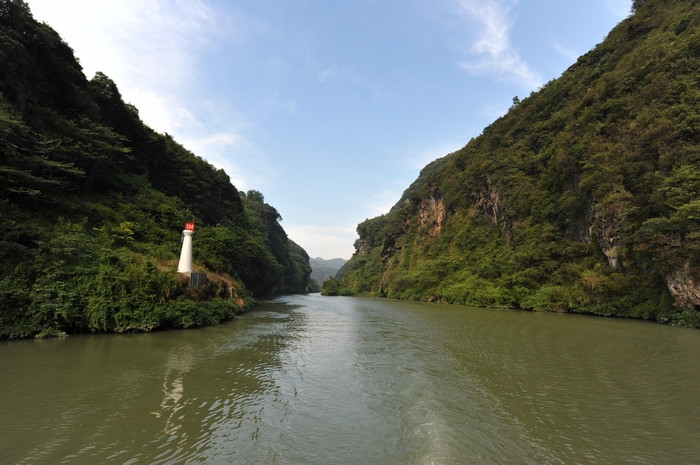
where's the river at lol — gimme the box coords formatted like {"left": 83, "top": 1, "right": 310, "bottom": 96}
{"left": 1, "top": 294, "right": 699, "bottom": 464}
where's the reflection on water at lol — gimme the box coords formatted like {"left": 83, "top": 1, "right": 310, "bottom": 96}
{"left": 1, "top": 294, "right": 700, "bottom": 464}
{"left": 151, "top": 346, "right": 193, "bottom": 435}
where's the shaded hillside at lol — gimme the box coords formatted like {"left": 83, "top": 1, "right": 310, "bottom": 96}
{"left": 310, "top": 257, "right": 347, "bottom": 286}
{"left": 0, "top": 0, "right": 310, "bottom": 339}
{"left": 332, "top": 0, "right": 700, "bottom": 326}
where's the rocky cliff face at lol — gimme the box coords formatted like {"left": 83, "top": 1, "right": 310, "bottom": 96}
{"left": 666, "top": 263, "right": 700, "bottom": 309}
{"left": 472, "top": 175, "right": 502, "bottom": 226}
{"left": 472, "top": 175, "right": 512, "bottom": 245}
{"left": 354, "top": 236, "right": 371, "bottom": 256}
{"left": 417, "top": 192, "right": 447, "bottom": 237}
{"left": 590, "top": 204, "right": 624, "bottom": 270}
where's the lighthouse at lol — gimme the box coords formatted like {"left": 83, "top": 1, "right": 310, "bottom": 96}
{"left": 177, "top": 222, "right": 195, "bottom": 273}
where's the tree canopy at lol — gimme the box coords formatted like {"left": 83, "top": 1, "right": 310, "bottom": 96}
{"left": 0, "top": 0, "right": 311, "bottom": 339}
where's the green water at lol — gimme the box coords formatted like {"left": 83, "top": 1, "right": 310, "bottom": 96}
{"left": 2, "top": 294, "right": 699, "bottom": 464}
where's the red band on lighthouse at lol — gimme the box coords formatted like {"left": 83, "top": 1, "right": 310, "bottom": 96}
{"left": 185, "top": 222, "right": 195, "bottom": 231}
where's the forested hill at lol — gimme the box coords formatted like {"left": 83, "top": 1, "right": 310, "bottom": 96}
{"left": 309, "top": 257, "right": 347, "bottom": 289}
{"left": 0, "top": 0, "right": 311, "bottom": 339}
{"left": 330, "top": 0, "right": 700, "bottom": 326}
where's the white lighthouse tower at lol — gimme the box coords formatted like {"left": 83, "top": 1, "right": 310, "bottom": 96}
{"left": 177, "top": 222, "right": 195, "bottom": 273}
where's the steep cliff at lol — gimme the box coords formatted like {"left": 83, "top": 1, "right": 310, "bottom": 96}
{"left": 335, "top": 0, "right": 700, "bottom": 326}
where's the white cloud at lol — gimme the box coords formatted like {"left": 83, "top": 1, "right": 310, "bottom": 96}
{"left": 126, "top": 88, "right": 200, "bottom": 136}
{"left": 549, "top": 37, "right": 581, "bottom": 64}
{"left": 405, "top": 141, "right": 463, "bottom": 173}
{"left": 264, "top": 97, "right": 298, "bottom": 115}
{"left": 459, "top": 0, "right": 512, "bottom": 56}
{"left": 479, "top": 99, "right": 513, "bottom": 122}
{"left": 604, "top": 0, "right": 632, "bottom": 20}
{"left": 27, "top": 0, "right": 268, "bottom": 190}
{"left": 454, "top": 0, "right": 542, "bottom": 90}
{"left": 177, "top": 130, "right": 272, "bottom": 192}
{"left": 365, "top": 188, "right": 401, "bottom": 217}
{"left": 284, "top": 224, "right": 358, "bottom": 260}
{"left": 316, "top": 66, "right": 351, "bottom": 85}
{"left": 28, "top": 0, "right": 216, "bottom": 131}
{"left": 316, "top": 66, "right": 383, "bottom": 99}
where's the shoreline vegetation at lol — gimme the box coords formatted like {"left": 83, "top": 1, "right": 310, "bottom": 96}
{"left": 0, "top": 1, "right": 310, "bottom": 340}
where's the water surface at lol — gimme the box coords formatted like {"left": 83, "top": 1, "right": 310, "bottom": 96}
{"left": 2, "top": 294, "right": 699, "bottom": 464}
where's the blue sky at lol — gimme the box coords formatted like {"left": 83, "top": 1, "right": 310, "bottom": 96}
{"left": 28, "top": 0, "right": 631, "bottom": 259}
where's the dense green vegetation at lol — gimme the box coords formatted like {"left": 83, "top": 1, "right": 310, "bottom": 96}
{"left": 0, "top": 0, "right": 310, "bottom": 339}
{"left": 329, "top": 0, "right": 700, "bottom": 326}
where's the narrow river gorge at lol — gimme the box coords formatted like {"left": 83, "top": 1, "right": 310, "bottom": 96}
{"left": 2, "top": 294, "right": 699, "bottom": 464}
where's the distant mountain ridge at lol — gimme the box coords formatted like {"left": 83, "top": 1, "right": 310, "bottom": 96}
{"left": 310, "top": 257, "right": 347, "bottom": 285}
{"left": 330, "top": 0, "right": 700, "bottom": 326}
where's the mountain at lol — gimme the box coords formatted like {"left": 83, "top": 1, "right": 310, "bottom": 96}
{"left": 309, "top": 257, "right": 347, "bottom": 286}
{"left": 0, "top": 1, "right": 310, "bottom": 339}
{"left": 329, "top": 0, "right": 700, "bottom": 326}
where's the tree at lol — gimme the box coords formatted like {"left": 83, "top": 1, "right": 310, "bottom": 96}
{"left": 631, "top": 0, "right": 646, "bottom": 13}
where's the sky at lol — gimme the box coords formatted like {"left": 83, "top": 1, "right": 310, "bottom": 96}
{"left": 27, "top": 0, "right": 631, "bottom": 259}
